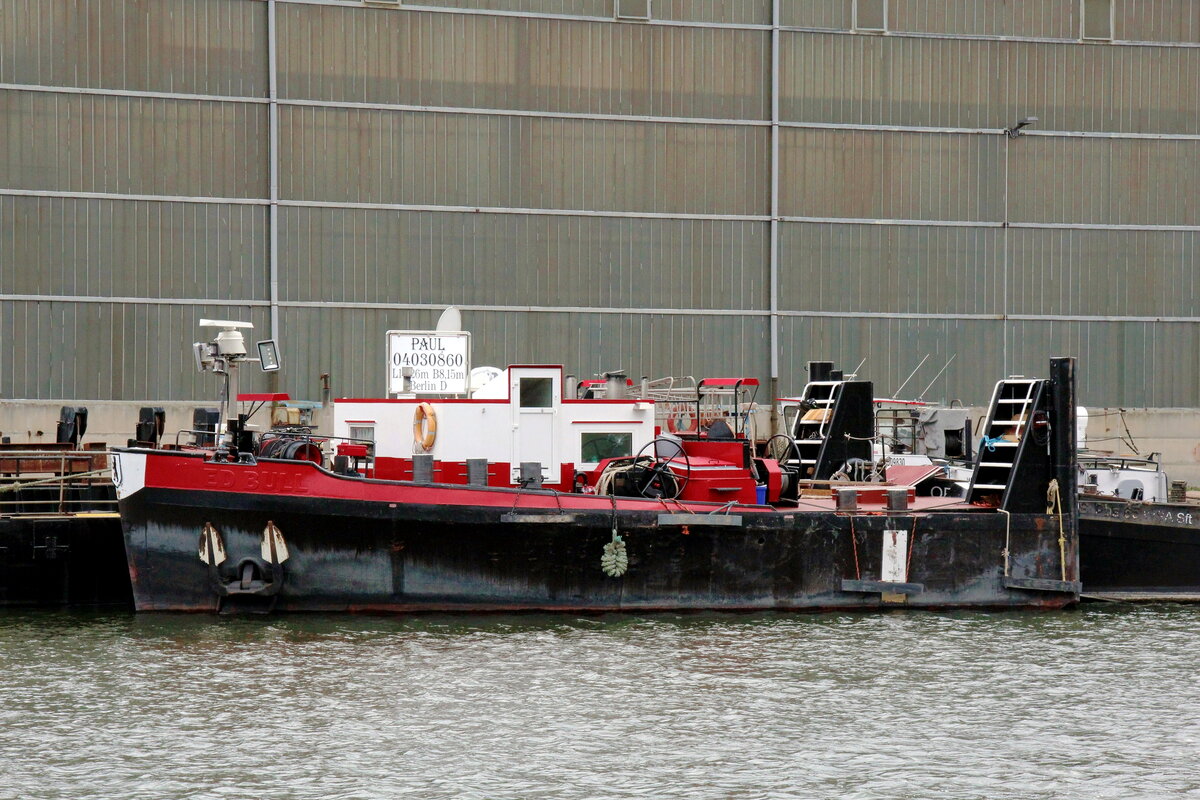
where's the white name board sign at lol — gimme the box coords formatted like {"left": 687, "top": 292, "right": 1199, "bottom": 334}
{"left": 386, "top": 331, "right": 471, "bottom": 395}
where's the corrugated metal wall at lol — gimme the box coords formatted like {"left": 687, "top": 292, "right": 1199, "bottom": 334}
{"left": 2, "top": 0, "right": 1199, "bottom": 407}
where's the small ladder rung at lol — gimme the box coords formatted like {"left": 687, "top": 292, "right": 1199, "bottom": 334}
{"left": 991, "top": 421, "right": 1025, "bottom": 426}
{"left": 972, "top": 483, "right": 1008, "bottom": 490}
{"left": 997, "top": 399, "right": 1030, "bottom": 404}
{"left": 978, "top": 462, "right": 1013, "bottom": 468}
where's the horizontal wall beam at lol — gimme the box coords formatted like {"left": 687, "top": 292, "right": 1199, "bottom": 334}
{"left": 8, "top": 81, "right": 1200, "bottom": 143}
{"left": 6, "top": 294, "right": 1200, "bottom": 325}
{"left": 8, "top": 189, "right": 1200, "bottom": 234}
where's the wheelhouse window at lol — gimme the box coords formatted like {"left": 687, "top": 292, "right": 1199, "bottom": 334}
{"left": 580, "top": 432, "right": 633, "bottom": 464}
{"left": 519, "top": 377, "right": 553, "bottom": 408}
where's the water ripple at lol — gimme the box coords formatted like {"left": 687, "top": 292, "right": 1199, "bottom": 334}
{"left": 0, "top": 608, "right": 1198, "bottom": 799}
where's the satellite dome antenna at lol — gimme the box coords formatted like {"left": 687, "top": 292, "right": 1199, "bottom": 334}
{"left": 436, "top": 306, "right": 462, "bottom": 333}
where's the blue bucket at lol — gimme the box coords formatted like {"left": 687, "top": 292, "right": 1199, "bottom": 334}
{"left": 755, "top": 484, "right": 768, "bottom": 505}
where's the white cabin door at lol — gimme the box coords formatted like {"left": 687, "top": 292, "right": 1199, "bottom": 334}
{"left": 511, "top": 375, "right": 559, "bottom": 484}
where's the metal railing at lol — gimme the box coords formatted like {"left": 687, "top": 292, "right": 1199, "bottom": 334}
{"left": 0, "top": 449, "right": 116, "bottom": 516}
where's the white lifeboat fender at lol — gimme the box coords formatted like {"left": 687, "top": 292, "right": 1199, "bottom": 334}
{"left": 413, "top": 402, "right": 438, "bottom": 452}
{"left": 261, "top": 520, "right": 289, "bottom": 564}
{"left": 198, "top": 522, "right": 227, "bottom": 566}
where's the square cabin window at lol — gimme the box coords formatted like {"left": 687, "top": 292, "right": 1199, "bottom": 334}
{"left": 519, "top": 377, "right": 553, "bottom": 408}
{"left": 580, "top": 432, "right": 633, "bottom": 463}
{"left": 348, "top": 425, "right": 375, "bottom": 457}
{"left": 1082, "top": 0, "right": 1112, "bottom": 40}
{"left": 856, "top": 0, "right": 887, "bottom": 31}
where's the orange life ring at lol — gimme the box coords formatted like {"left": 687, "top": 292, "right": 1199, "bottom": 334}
{"left": 667, "top": 407, "right": 698, "bottom": 433}
{"left": 412, "top": 402, "right": 437, "bottom": 451}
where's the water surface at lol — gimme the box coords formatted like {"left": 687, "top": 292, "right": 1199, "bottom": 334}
{"left": 1, "top": 607, "right": 1197, "bottom": 799}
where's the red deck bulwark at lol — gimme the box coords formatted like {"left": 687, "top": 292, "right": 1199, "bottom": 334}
{"left": 137, "top": 450, "right": 979, "bottom": 515}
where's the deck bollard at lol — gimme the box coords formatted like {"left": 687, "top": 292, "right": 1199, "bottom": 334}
{"left": 412, "top": 454, "right": 434, "bottom": 483}
{"left": 886, "top": 488, "right": 909, "bottom": 511}
{"left": 467, "top": 459, "right": 489, "bottom": 487}
{"left": 519, "top": 462, "right": 543, "bottom": 489}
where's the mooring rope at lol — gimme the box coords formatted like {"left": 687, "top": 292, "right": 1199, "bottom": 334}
{"left": 0, "top": 468, "right": 111, "bottom": 494}
{"left": 999, "top": 508, "right": 1012, "bottom": 577}
{"left": 849, "top": 515, "right": 861, "bottom": 580}
{"left": 1047, "top": 478, "right": 1067, "bottom": 582}
{"left": 905, "top": 516, "right": 918, "bottom": 579}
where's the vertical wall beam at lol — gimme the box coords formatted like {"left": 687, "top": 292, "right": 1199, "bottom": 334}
{"left": 267, "top": 0, "right": 281, "bottom": 343}
{"left": 769, "top": 0, "right": 782, "bottom": 420}
{"left": 1002, "top": 131, "right": 1009, "bottom": 374}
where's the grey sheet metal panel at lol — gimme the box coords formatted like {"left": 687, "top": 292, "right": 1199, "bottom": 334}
{"left": 407, "top": 0, "right": 613, "bottom": 17}
{"left": 1007, "top": 228, "right": 1200, "bottom": 319}
{"left": 889, "top": 0, "right": 1078, "bottom": 38}
{"left": 1116, "top": 0, "right": 1200, "bottom": 44}
{"left": 781, "top": 32, "right": 1200, "bottom": 135}
{"left": 0, "top": 196, "right": 269, "bottom": 301}
{"left": 782, "top": 315, "right": 1200, "bottom": 408}
{"left": 780, "top": 0, "right": 853, "bottom": 30}
{"left": 404, "top": 0, "right": 770, "bottom": 24}
{"left": 1004, "top": 319, "right": 1200, "bottom": 408}
{"left": 779, "top": 128, "right": 1003, "bottom": 222}
{"left": 778, "top": 222, "right": 1004, "bottom": 316}
{"left": 280, "top": 306, "right": 770, "bottom": 401}
{"left": 785, "top": 1, "right": 1200, "bottom": 43}
{"left": 1, "top": 300, "right": 271, "bottom": 401}
{"left": 1009, "top": 137, "right": 1200, "bottom": 226}
{"left": 778, "top": 315, "right": 983, "bottom": 403}
{"left": 276, "top": 5, "right": 769, "bottom": 119}
{"left": 0, "top": 90, "right": 268, "bottom": 197}
{"left": 0, "top": 0, "right": 268, "bottom": 97}
{"left": 651, "top": 0, "right": 771, "bottom": 25}
{"left": 277, "top": 207, "right": 768, "bottom": 310}
{"left": 781, "top": 222, "right": 1200, "bottom": 321}
{"left": 279, "top": 107, "right": 769, "bottom": 214}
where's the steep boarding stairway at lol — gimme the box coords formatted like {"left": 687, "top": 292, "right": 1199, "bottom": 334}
{"left": 778, "top": 361, "right": 875, "bottom": 502}
{"left": 967, "top": 363, "right": 1080, "bottom": 594}
{"left": 967, "top": 377, "right": 1056, "bottom": 511}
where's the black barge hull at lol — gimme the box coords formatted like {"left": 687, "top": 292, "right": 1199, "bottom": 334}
{"left": 1079, "top": 497, "right": 1200, "bottom": 600}
{"left": 115, "top": 452, "right": 1078, "bottom": 613}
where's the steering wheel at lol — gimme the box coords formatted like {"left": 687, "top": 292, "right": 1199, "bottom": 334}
{"left": 630, "top": 438, "right": 691, "bottom": 499}
{"left": 764, "top": 433, "right": 801, "bottom": 464}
